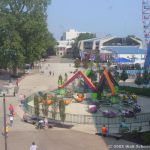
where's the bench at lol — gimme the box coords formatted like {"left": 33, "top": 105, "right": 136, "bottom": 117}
{"left": 96, "top": 133, "right": 122, "bottom": 140}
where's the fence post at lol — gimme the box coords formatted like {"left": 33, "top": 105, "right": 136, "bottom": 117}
{"left": 108, "top": 122, "right": 110, "bottom": 134}
{"left": 129, "top": 123, "right": 132, "bottom": 133}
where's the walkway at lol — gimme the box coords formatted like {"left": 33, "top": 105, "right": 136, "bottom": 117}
{"left": 0, "top": 56, "right": 108, "bottom": 150}
{"left": 0, "top": 56, "right": 149, "bottom": 149}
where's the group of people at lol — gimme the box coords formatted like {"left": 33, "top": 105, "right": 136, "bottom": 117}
{"left": 39, "top": 63, "right": 55, "bottom": 76}
{"left": 2, "top": 104, "right": 15, "bottom": 137}
{"left": 37, "top": 117, "right": 48, "bottom": 129}
{"left": 49, "top": 71, "right": 54, "bottom": 76}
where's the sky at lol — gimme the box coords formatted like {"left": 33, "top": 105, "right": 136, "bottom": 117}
{"left": 47, "top": 0, "right": 143, "bottom": 40}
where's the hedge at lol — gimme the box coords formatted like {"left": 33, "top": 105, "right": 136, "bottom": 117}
{"left": 119, "top": 86, "right": 150, "bottom": 97}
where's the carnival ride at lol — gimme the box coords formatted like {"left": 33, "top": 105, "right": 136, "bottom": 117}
{"left": 60, "top": 69, "right": 119, "bottom": 95}
{"left": 60, "top": 70, "right": 96, "bottom": 91}
{"left": 142, "top": 0, "right": 150, "bottom": 68}
{"left": 58, "top": 69, "right": 141, "bottom": 117}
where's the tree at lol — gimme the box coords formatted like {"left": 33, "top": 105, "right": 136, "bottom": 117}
{"left": 58, "top": 74, "right": 63, "bottom": 85}
{"left": 72, "top": 33, "right": 96, "bottom": 58}
{"left": 120, "top": 70, "right": 128, "bottom": 86}
{"left": 114, "top": 70, "right": 120, "bottom": 82}
{"left": 120, "top": 70, "right": 128, "bottom": 81}
{"left": 51, "top": 96, "right": 58, "bottom": 120}
{"left": 74, "top": 58, "right": 80, "bottom": 68}
{"left": 82, "top": 59, "right": 89, "bottom": 69}
{"left": 64, "top": 73, "right": 68, "bottom": 82}
{"left": 0, "top": 0, "right": 55, "bottom": 75}
{"left": 88, "top": 70, "right": 97, "bottom": 82}
{"left": 135, "top": 75, "right": 143, "bottom": 85}
{"left": 34, "top": 94, "right": 40, "bottom": 117}
{"left": 39, "top": 93, "right": 49, "bottom": 117}
{"left": 143, "top": 70, "right": 150, "bottom": 85}
{"left": 59, "top": 100, "right": 66, "bottom": 123}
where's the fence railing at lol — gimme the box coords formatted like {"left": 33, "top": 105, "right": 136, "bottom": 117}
{"left": 23, "top": 93, "right": 150, "bottom": 133}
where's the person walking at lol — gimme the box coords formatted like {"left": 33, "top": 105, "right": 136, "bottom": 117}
{"left": 9, "top": 115, "right": 14, "bottom": 127}
{"left": 30, "top": 142, "right": 38, "bottom": 150}
{"left": 101, "top": 124, "right": 107, "bottom": 137}
{"left": 2, "top": 123, "right": 9, "bottom": 137}
{"left": 44, "top": 117, "right": 48, "bottom": 129}
{"left": 16, "top": 78, "right": 19, "bottom": 86}
{"left": 8, "top": 104, "right": 14, "bottom": 115}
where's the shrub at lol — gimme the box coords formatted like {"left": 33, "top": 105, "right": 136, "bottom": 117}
{"left": 119, "top": 86, "right": 150, "bottom": 97}
{"left": 135, "top": 75, "right": 143, "bottom": 85}
{"left": 141, "top": 132, "right": 150, "bottom": 145}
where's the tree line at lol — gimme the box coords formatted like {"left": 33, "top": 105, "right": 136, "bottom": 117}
{"left": 0, "top": 0, "right": 56, "bottom": 75}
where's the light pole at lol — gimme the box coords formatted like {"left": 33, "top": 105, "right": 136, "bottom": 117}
{"left": 2, "top": 91, "right": 8, "bottom": 150}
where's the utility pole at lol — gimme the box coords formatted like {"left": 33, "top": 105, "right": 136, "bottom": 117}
{"left": 3, "top": 93, "right": 7, "bottom": 150}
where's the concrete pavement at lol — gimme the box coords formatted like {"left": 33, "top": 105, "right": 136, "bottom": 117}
{"left": 0, "top": 56, "right": 108, "bottom": 150}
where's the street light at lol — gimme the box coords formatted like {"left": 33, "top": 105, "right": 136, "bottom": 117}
{"left": 1, "top": 90, "right": 8, "bottom": 150}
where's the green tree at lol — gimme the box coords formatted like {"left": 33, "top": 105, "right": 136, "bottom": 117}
{"left": 34, "top": 94, "right": 40, "bottom": 117}
{"left": 0, "top": 0, "right": 55, "bottom": 75}
{"left": 59, "top": 100, "right": 66, "bottom": 123}
{"left": 120, "top": 70, "right": 128, "bottom": 87}
{"left": 72, "top": 33, "right": 96, "bottom": 58}
{"left": 114, "top": 70, "right": 120, "bottom": 82}
{"left": 120, "top": 70, "right": 128, "bottom": 82}
{"left": 135, "top": 75, "right": 143, "bottom": 85}
{"left": 58, "top": 74, "right": 63, "bottom": 85}
{"left": 82, "top": 59, "right": 89, "bottom": 69}
{"left": 39, "top": 93, "right": 49, "bottom": 117}
{"left": 64, "top": 73, "right": 68, "bottom": 82}
{"left": 74, "top": 58, "right": 80, "bottom": 68}
{"left": 143, "top": 70, "right": 149, "bottom": 85}
{"left": 51, "top": 96, "right": 58, "bottom": 120}
{"left": 88, "top": 70, "right": 97, "bottom": 82}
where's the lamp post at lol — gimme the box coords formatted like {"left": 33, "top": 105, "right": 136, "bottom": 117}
{"left": 2, "top": 90, "right": 8, "bottom": 150}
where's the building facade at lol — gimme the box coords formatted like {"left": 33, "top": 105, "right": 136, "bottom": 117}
{"left": 78, "top": 36, "right": 145, "bottom": 62}
{"left": 57, "top": 29, "right": 88, "bottom": 57}
{"left": 61, "top": 29, "right": 85, "bottom": 41}
{"left": 56, "top": 40, "right": 74, "bottom": 57}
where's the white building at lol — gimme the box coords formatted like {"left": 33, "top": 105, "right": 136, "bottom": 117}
{"left": 61, "top": 29, "right": 85, "bottom": 41}
{"left": 78, "top": 36, "right": 145, "bottom": 62}
{"left": 57, "top": 29, "right": 91, "bottom": 57}
{"left": 56, "top": 40, "right": 74, "bottom": 56}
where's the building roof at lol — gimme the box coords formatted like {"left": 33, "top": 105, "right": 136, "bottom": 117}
{"left": 113, "top": 57, "right": 134, "bottom": 63}
{"left": 103, "top": 47, "right": 146, "bottom": 54}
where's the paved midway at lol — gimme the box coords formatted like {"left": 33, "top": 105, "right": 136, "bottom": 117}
{"left": 0, "top": 56, "right": 108, "bottom": 150}
{"left": 0, "top": 56, "right": 148, "bottom": 150}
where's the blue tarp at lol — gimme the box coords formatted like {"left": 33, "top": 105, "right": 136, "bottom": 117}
{"left": 113, "top": 58, "right": 134, "bottom": 63}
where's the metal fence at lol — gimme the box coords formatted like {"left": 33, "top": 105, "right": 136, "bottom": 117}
{"left": 23, "top": 93, "right": 150, "bottom": 133}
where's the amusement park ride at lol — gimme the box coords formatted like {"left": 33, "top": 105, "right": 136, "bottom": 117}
{"left": 142, "top": 0, "right": 150, "bottom": 68}
{"left": 60, "top": 69, "right": 118, "bottom": 96}
{"left": 58, "top": 68, "right": 140, "bottom": 116}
